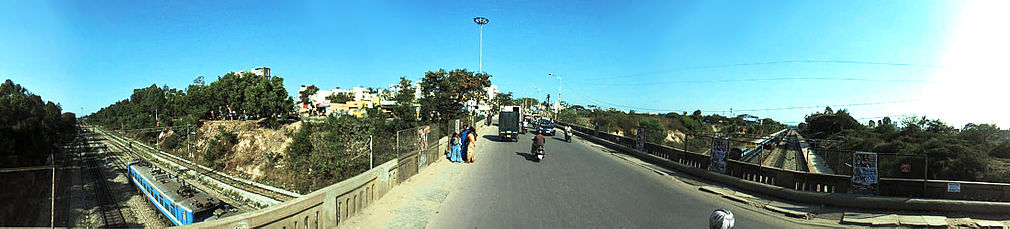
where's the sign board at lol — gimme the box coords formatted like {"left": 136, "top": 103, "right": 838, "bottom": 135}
{"left": 746, "top": 143, "right": 757, "bottom": 149}
{"left": 947, "top": 183, "right": 961, "bottom": 193}
{"left": 851, "top": 151, "right": 879, "bottom": 194}
{"left": 636, "top": 127, "right": 646, "bottom": 151}
{"left": 709, "top": 138, "right": 730, "bottom": 174}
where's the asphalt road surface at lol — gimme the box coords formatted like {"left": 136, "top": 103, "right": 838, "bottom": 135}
{"left": 428, "top": 124, "right": 823, "bottom": 228}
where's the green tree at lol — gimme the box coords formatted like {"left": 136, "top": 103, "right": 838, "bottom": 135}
{"left": 418, "top": 69, "right": 492, "bottom": 122}
{"left": 0, "top": 79, "right": 77, "bottom": 167}
{"left": 326, "top": 92, "right": 354, "bottom": 104}
{"left": 298, "top": 85, "right": 319, "bottom": 108}
{"left": 389, "top": 77, "right": 418, "bottom": 130}
{"left": 640, "top": 117, "right": 666, "bottom": 144}
{"left": 494, "top": 92, "right": 513, "bottom": 108}
{"left": 961, "top": 123, "right": 1001, "bottom": 145}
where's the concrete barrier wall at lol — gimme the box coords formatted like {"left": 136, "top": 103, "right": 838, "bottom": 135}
{"left": 557, "top": 121, "right": 1010, "bottom": 214}
{"left": 182, "top": 143, "right": 441, "bottom": 229}
{"left": 182, "top": 118, "right": 489, "bottom": 228}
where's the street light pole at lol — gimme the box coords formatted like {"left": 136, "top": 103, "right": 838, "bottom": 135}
{"left": 531, "top": 85, "right": 542, "bottom": 111}
{"left": 473, "top": 17, "right": 489, "bottom": 73}
{"left": 548, "top": 72, "right": 562, "bottom": 120}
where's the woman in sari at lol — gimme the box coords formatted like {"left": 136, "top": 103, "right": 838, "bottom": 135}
{"left": 466, "top": 127, "right": 477, "bottom": 163}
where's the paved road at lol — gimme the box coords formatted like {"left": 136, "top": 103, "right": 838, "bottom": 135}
{"left": 428, "top": 124, "right": 823, "bottom": 228}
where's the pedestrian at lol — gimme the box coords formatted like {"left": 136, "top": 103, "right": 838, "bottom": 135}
{"left": 460, "top": 126, "right": 471, "bottom": 162}
{"left": 450, "top": 133, "right": 462, "bottom": 162}
{"left": 466, "top": 126, "right": 477, "bottom": 163}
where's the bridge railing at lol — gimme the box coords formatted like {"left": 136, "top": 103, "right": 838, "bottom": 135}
{"left": 184, "top": 117, "right": 488, "bottom": 228}
{"left": 556, "top": 121, "right": 1010, "bottom": 203}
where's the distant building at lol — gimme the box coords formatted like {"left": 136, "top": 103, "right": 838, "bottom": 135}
{"left": 737, "top": 114, "right": 760, "bottom": 126}
{"left": 297, "top": 85, "right": 387, "bottom": 118}
{"left": 253, "top": 67, "right": 271, "bottom": 78}
{"left": 237, "top": 66, "right": 271, "bottom": 78}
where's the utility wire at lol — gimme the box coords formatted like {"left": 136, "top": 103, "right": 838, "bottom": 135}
{"left": 562, "top": 78, "right": 928, "bottom": 116}
{"left": 567, "top": 76, "right": 932, "bottom": 87}
{"left": 731, "top": 99, "right": 926, "bottom": 113}
{"left": 573, "top": 60, "right": 947, "bottom": 82}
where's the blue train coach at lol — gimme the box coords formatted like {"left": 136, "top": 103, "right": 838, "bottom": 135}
{"left": 128, "top": 161, "right": 223, "bottom": 226}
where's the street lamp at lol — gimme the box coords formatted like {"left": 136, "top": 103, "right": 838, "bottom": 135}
{"left": 531, "top": 85, "right": 543, "bottom": 112}
{"left": 473, "top": 16, "right": 489, "bottom": 73}
{"left": 548, "top": 72, "right": 562, "bottom": 119}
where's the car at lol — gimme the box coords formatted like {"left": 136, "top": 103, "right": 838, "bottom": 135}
{"left": 538, "top": 119, "right": 555, "bottom": 135}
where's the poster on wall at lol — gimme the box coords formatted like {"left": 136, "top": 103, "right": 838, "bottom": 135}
{"left": 636, "top": 127, "right": 646, "bottom": 151}
{"left": 851, "top": 151, "right": 879, "bottom": 194}
{"left": 709, "top": 138, "right": 730, "bottom": 174}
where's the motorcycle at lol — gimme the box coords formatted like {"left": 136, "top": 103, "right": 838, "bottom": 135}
{"left": 533, "top": 144, "right": 545, "bottom": 162}
{"left": 564, "top": 131, "right": 572, "bottom": 142}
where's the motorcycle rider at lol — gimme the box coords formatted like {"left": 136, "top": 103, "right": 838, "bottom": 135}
{"left": 564, "top": 125, "right": 573, "bottom": 141}
{"left": 531, "top": 132, "right": 546, "bottom": 156}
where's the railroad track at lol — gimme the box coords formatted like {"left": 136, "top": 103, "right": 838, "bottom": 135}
{"left": 81, "top": 138, "right": 126, "bottom": 228}
{"left": 91, "top": 125, "right": 297, "bottom": 204}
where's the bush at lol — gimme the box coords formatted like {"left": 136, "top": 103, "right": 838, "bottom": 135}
{"left": 160, "top": 132, "right": 181, "bottom": 151}
{"left": 258, "top": 116, "right": 282, "bottom": 129}
{"left": 991, "top": 140, "right": 1010, "bottom": 159}
{"left": 202, "top": 129, "right": 239, "bottom": 170}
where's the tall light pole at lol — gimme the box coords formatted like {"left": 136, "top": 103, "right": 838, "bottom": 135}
{"left": 531, "top": 85, "right": 543, "bottom": 112}
{"left": 473, "top": 16, "right": 489, "bottom": 73}
{"left": 548, "top": 72, "right": 562, "bottom": 119}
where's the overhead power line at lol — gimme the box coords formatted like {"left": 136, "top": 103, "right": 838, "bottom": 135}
{"left": 572, "top": 60, "right": 946, "bottom": 82}
{"left": 561, "top": 79, "right": 928, "bottom": 116}
{"left": 567, "top": 76, "right": 932, "bottom": 87}
{"left": 732, "top": 99, "right": 926, "bottom": 112}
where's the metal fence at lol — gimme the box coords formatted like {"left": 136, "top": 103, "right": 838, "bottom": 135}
{"left": 558, "top": 120, "right": 1010, "bottom": 202}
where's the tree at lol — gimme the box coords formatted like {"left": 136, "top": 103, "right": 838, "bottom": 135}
{"left": 640, "top": 117, "right": 666, "bottom": 144}
{"left": 418, "top": 68, "right": 492, "bottom": 122}
{"left": 390, "top": 77, "right": 418, "bottom": 127}
{"left": 876, "top": 116, "right": 896, "bottom": 134}
{"left": 962, "top": 123, "right": 1001, "bottom": 145}
{"left": 1, "top": 79, "right": 77, "bottom": 167}
{"left": 801, "top": 108, "right": 860, "bottom": 138}
{"left": 992, "top": 140, "right": 1010, "bottom": 159}
{"left": 494, "top": 92, "right": 514, "bottom": 108}
{"left": 298, "top": 85, "right": 319, "bottom": 107}
{"left": 326, "top": 92, "right": 354, "bottom": 104}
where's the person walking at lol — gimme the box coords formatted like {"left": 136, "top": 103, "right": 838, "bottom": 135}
{"left": 460, "top": 126, "right": 471, "bottom": 162}
{"left": 450, "top": 133, "right": 463, "bottom": 162}
{"left": 466, "top": 126, "right": 477, "bottom": 163}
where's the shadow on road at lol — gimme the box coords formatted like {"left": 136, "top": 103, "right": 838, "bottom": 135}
{"left": 483, "top": 134, "right": 503, "bottom": 142}
{"left": 515, "top": 152, "right": 540, "bottom": 162}
{"left": 484, "top": 134, "right": 523, "bottom": 142}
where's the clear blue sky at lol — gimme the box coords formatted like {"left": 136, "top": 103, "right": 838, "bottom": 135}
{"left": 3, "top": 0, "right": 1007, "bottom": 127}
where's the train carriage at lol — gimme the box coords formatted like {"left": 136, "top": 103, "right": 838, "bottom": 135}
{"left": 127, "top": 161, "right": 223, "bottom": 226}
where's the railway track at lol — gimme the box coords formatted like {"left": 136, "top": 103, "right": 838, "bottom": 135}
{"left": 91, "top": 125, "right": 297, "bottom": 204}
{"left": 91, "top": 127, "right": 256, "bottom": 211}
{"left": 81, "top": 136, "right": 126, "bottom": 228}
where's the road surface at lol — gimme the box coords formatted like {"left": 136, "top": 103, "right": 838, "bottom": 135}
{"left": 428, "top": 124, "right": 826, "bottom": 228}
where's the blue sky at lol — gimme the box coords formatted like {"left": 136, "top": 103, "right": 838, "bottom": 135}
{"left": 3, "top": 0, "right": 1007, "bottom": 127}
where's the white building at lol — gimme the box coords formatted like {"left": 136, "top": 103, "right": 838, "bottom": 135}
{"left": 237, "top": 66, "right": 271, "bottom": 77}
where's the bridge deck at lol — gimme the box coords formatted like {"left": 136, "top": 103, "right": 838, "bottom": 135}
{"left": 345, "top": 122, "right": 827, "bottom": 228}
